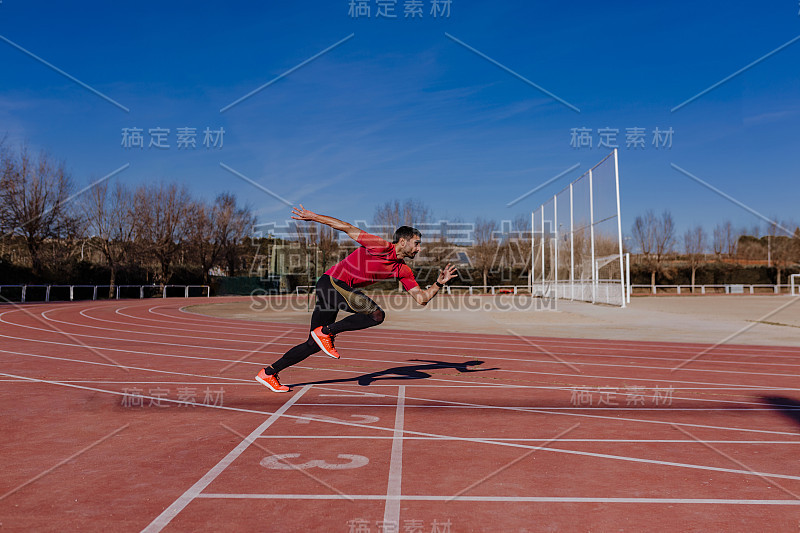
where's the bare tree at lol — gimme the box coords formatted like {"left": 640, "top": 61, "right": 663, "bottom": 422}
{"left": 723, "top": 221, "right": 738, "bottom": 257}
{"left": 631, "top": 210, "right": 675, "bottom": 292}
{"left": 373, "top": 199, "right": 431, "bottom": 239}
{"left": 472, "top": 218, "right": 498, "bottom": 290}
{"left": 183, "top": 193, "right": 255, "bottom": 281}
{"left": 132, "top": 183, "right": 191, "bottom": 285}
{"left": 0, "top": 145, "right": 76, "bottom": 275}
{"left": 683, "top": 225, "right": 706, "bottom": 292}
{"left": 493, "top": 216, "right": 532, "bottom": 283}
{"left": 292, "top": 218, "right": 341, "bottom": 281}
{"left": 185, "top": 199, "right": 215, "bottom": 283}
{"left": 215, "top": 194, "right": 255, "bottom": 277}
{"left": 768, "top": 220, "right": 798, "bottom": 289}
{"left": 510, "top": 214, "right": 532, "bottom": 269}
{"left": 712, "top": 221, "right": 738, "bottom": 259}
{"left": 0, "top": 137, "right": 11, "bottom": 238}
{"left": 712, "top": 224, "right": 724, "bottom": 258}
{"left": 794, "top": 227, "right": 800, "bottom": 270}
{"left": 83, "top": 181, "right": 135, "bottom": 297}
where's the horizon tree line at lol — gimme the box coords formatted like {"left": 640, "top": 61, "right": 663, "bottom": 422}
{"left": 1, "top": 141, "right": 255, "bottom": 296}
{"left": 631, "top": 209, "right": 800, "bottom": 292}
{"left": 2, "top": 140, "right": 798, "bottom": 292}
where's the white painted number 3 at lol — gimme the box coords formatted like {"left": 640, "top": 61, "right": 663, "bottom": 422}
{"left": 260, "top": 453, "right": 369, "bottom": 470}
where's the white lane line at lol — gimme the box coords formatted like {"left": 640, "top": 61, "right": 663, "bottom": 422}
{"left": 71, "top": 306, "right": 800, "bottom": 368}
{"left": 0, "top": 351, "right": 514, "bottom": 389}
{"left": 11, "top": 320, "right": 800, "bottom": 388}
{"left": 173, "top": 303, "right": 800, "bottom": 357}
{"left": 0, "top": 374, "right": 794, "bottom": 411}
{"left": 0, "top": 377, "right": 786, "bottom": 392}
{"left": 30, "top": 307, "right": 800, "bottom": 367}
{"left": 8, "top": 309, "right": 800, "bottom": 385}
{"left": 1, "top": 308, "right": 800, "bottom": 431}
{"left": 0, "top": 348, "right": 252, "bottom": 383}
{"left": 313, "top": 386, "right": 800, "bottom": 437}
{"left": 0, "top": 380, "right": 255, "bottom": 385}
{"left": 4, "top": 343, "right": 800, "bottom": 426}
{"left": 255, "top": 436, "right": 800, "bottom": 444}
{"left": 196, "top": 494, "right": 800, "bottom": 504}
{"left": 384, "top": 386, "right": 405, "bottom": 528}
{"left": 171, "top": 302, "right": 800, "bottom": 355}
{"left": 26, "top": 310, "right": 259, "bottom": 351}
{"left": 3, "top": 342, "right": 800, "bottom": 436}
{"left": 46, "top": 301, "right": 800, "bottom": 362}
{"left": 0, "top": 334, "right": 528, "bottom": 391}
{"left": 4, "top": 372, "right": 800, "bottom": 481}
{"left": 294, "top": 403, "right": 798, "bottom": 412}
{"left": 287, "top": 362, "right": 800, "bottom": 392}
{"left": 10, "top": 311, "right": 800, "bottom": 387}
{"left": 10, "top": 340, "right": 793, "bottom": 437}
{"left": 141, "top": 386, "right": 310, "bottom": 533}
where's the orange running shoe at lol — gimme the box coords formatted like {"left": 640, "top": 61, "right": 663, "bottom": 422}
{"left": 255, "top": 368, "right": 290, "bottom": 393}
{"left": 311, "top": 326, "right": 340, "bottom": 359}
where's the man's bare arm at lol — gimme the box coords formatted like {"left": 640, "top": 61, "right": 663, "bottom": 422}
{"left": 291, "top": 205, "right": 363, "bottom": 242}
{"left": 407, "top": 264, "right": 458, "bottom": 306}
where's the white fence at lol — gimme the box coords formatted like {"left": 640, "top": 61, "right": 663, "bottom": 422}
{"left": 630, "top": 284, "right": 796, "bottom": 296}
{"left": 0, "top": 284, "right": 210, "bottom": 303}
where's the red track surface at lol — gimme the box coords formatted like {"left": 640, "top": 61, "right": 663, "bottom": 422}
{"left": 2, "top": 297, "right": 800, "bottom": 532}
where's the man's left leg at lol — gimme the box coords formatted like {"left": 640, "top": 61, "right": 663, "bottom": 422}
{"left": 256, "top": 277, "right": 340, "bottom": 392}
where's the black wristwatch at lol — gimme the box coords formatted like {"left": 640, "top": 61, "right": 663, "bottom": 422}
{"left": 435, "top": 281, "right": 444, "bottom": 288}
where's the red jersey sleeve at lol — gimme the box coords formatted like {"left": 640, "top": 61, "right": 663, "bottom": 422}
{"left": 357, "top": 231, "right": 392, "bottom": 254}
{"left": 398, "top": 264, "right": 419, "bottom": 291}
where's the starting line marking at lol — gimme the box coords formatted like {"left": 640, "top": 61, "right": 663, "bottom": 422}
{"left": 196, "top": 494, "right": 800, "bottom": 504}
{"left": 141, "top": 386, "right": 311, "bottom": 533}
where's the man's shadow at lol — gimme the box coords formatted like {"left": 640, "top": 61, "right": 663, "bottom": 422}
{"left": 289, "top": 359, "right": 499, "bottom": 387}
{"left": 761, "top": 396, "right": 800, "bottom": 430}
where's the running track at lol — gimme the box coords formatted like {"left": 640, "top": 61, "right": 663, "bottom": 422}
{"left": 2, "top": 297, "right": 800, "bottom": 532}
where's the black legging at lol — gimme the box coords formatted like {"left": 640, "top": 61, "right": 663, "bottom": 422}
{"left": 267, "top": 275, "right": 385, "bottom": 373}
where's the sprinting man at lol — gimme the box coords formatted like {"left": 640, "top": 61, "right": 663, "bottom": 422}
{"left": 256, "top": 205, "right": 457, "bottom": 393}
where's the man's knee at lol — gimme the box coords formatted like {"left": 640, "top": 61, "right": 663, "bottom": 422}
{"left": 305, "top": 335, "right": 321, "bottom": 352}
{"left": 370, "top": 309, "right": 385, "bottom": 325}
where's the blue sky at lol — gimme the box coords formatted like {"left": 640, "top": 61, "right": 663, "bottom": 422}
{"left": 1, "top": 1, "right": 798, "bottom": 240}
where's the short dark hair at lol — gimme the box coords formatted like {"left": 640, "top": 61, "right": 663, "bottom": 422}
{"left": 393, "top": 226, "right": 421, "bottom": 243}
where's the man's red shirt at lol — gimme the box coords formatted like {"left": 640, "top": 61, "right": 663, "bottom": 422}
{"left": 325, "top": 232, "right": 419, "bottom": 291}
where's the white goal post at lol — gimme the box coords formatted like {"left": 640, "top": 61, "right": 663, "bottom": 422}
{"left": 791, "top": 274, "right": 800, "bottom": 296}
{"left": 531, "top": 149, "right": 625, "bottom": 307}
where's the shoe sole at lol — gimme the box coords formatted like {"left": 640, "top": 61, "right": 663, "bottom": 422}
{"left": 311, "top": 330, "right": 340, "bottom": 359}
{"left": 255, "top": 375, "right": 289, "bottom": 393}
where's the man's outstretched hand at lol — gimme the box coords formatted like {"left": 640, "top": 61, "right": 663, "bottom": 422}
{"left": 291, "top": 204, "right": 317, "bottom": 222}
{"left": 289, "top": 206, "right": 362, "bottom": 241}
{"left": 437, "top": 263, "right": 458, "bottom": 285}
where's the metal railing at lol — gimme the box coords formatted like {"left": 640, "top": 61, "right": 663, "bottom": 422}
{"left": 0, "top": 284, "right": 210, "bottom": 303}
{"left": 630, "top": 284, "right": 793, "bottom": 296}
